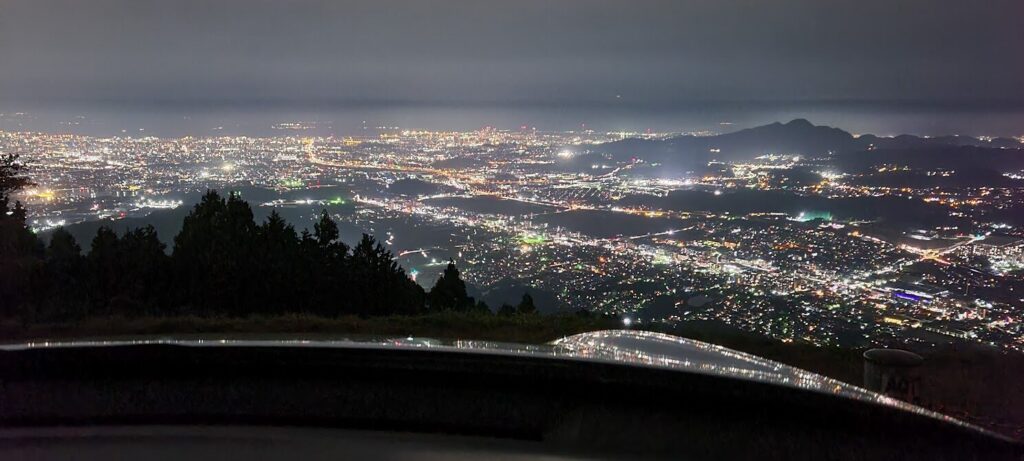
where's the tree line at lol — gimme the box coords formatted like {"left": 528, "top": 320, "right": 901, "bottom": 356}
{"left": 0, "top": 155, "right": 539, "bottom": 322}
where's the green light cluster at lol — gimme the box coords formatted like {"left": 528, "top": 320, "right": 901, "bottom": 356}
{"left": 519, "top": 233, "right": 548, "bottom": 245}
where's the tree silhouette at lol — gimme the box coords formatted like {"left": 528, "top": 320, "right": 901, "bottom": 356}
{"left": 253, "top": 210, "right": 301, "bottom": 314}
{"left": 351, "top": 233, "right": 423, "bottom": 315}
{"left": 428, "top": 259, "right": 473, "bottom": 311}
{"left": 116, "top": 226, "right": 169, "bottom": 314}
{"left": 6, "top": 189, "right": 431, "bottom": 322}
{"left": 172, "top": 190, "right": 258, "bottom": 314}
{"left": 0, "top": 154, "right": 32, "bottom": 193}
{"left": 46, "top": 227, "right": 81, "bottom": 261}
{"left": 86, "top": 226, "right": 122, "bottom": 314}
{"left": 517, "top": 292, "right": 537, "bottom": 315}
{"left": 314, "top": 209, "right": 340, "bottom": 248}
{"left": 0, "top": 154, "right": 41, "bottom": 317}
{"left": 30, "top": 228, "right": 87, "bottom": 321}
{"left": 498, "top": 303, "right": 517, "bottom": 316}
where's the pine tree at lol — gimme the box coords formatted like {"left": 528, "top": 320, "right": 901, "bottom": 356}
{"left": 0, "top": 154, "right": 34, "bottom": 205}
{"left": 5, "top": 188, "right": 430, "bottom": 320}
{"left": 171, "top": 190, "right": 258, "bottom": 314}
{"left": 34, "top": 228, "right": 87, "bottom": 321}
{"left": 117, "top": 225, "right": 169, "bottom": 314}
{"left": 87, "top": 226, "right": 121, "bottom": 313}
{"left": 427, "top": 259, "right": 474, "bottom": 311}
{"left": 351, "top": 233, "right": 422, "bottom": 315}
{"left": 498, "top": 303, "right": 517, "bottom": 316}
{"left": 0, "top": 153, "right": 41, "bottom": 258}
{"left": 516, "top": 292, "right": 537, "bottom": 315}
{"left": 254, "top": 210, "right": 300, "bottom": 313}
{"left": 314, "top": 209, "right": 339, "bottom": 248}
{"left": 0, "top": 154, "right": 41, "bottom": 319}
{"left": 46, "top": 227, "right": 81, "bottom": 261}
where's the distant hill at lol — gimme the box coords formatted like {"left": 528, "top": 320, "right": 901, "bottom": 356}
{"left": 599, "top": 119, "right": 857, "bottom": 168}
{"left": 386, "top": 178, "right": 457, "bottom": 197}
{"left": 598, "top": 119, "right": 1023, "bottom": 172}
{"left": 618, "top": 189, "right": 964, "bottom": 227}
{"left": 858, "top": 134, "right": 1023, "bottom": 151}
{"left": 42, "top": 207, "right": 190, "bottom": 249}
{"left": 478, "top": 280, "right": 569, "bottom": 314}
{"left": 834, "top": 145, "right": 1024, "bottom": 173}
{"left": 845, "top": 168, "right": 1023, "bottom": 188}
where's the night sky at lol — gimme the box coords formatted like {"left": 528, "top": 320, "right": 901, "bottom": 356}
{"left": 1, "top": 0, "right": 1022, "bottom": 134}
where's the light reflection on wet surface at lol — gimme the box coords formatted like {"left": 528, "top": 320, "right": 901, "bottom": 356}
{"left": 0, "top": 329, "right": 1006, "bottom": 440}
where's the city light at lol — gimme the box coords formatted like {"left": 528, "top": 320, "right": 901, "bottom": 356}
{"left": 6, "top": 120, "right": 1023, "bottom": 353}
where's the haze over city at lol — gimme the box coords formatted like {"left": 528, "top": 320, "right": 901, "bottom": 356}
{"left": 2, "top": 0, "right": 1023, "bottom": 136}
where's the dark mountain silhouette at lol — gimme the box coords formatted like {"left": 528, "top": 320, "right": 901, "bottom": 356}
{"left": 988, "top": 137, "right": 1023, "bottom": 149}
{"left": 599, "top": 119, "right": 1023, "bottom": 172}
{"left": 857, "top": 134, "right": 1023, "bottom": 151}
{"left": 599, "top": 119, "right": 857, "bottom": 168}
{"left": 701, "top": 118, "right": 859, "bottom": 158}
{"left": 479, "top": 280, "right": 568, "bottom": 315}
{"left": 847, "top": 167, "right": 1023, "bottom": 188}
{"left": 42, "top": 207, "right": 191, "bottom": 250}
{"left": 618, "top": 189, "right": 964, "bottom": 228}
{"left": 834, "top": 145, "right": 1024, "bottom": 173}
{"left": 386, "top": 178, "right": 457, "bottom": 197}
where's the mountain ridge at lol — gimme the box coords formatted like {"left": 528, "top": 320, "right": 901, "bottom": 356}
{"left": 597, "top": 119, "right": 1023, "bottom": 170}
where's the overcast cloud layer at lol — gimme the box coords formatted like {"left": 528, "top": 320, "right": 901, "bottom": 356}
{"left": 2, "top": 0, "right": 1022, "bottom": 108}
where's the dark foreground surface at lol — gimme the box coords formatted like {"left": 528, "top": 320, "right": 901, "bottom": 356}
{"left": 0, "top": 426, "right": 618, "bottom": 461}
{"left": 0, "top": 339, "right": 1018, "bottom": 460}
{"left": 3, "top": 314, "right": 1024, "bottom": 440}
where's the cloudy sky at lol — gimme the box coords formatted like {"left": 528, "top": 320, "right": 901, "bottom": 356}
{"left": 2, "top": 0, "right": 1021, "bottom": 106}
{"left": 0, "top": 0, "right": 1019, "bottom": 135}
